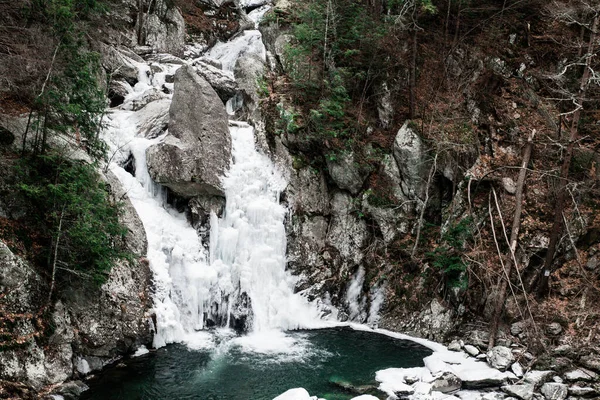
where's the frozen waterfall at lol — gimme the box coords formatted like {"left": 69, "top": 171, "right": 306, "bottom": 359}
{"left": 102, "top": 27, "right": 323, "bottom": 349}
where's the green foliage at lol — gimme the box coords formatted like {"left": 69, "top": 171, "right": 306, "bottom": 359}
{"left": 16, "top": 154, "right": 128, "bottom": 286}
{"left": 426, "top": 217, "right": 473, "bottom": 288}
{"left": 25, "top": 0, "right": 108, "bottom": 160}
{"left": 276, "top": 103, "right": 301, "bottom": 135}
{"left": 256, "top": 75, "right": 270, "bottom": 98}
{"left": 285, "top": 0, "right": 392, "bottom": 143}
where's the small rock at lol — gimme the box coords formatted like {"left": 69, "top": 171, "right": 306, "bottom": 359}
{"left": 540, "top": 383, "right": 568, "bottom": 400}
{"left": 552, "top": 376, "right": 564, "bottom": 384}
{"left": 524, "top": 370, "right": 554, "bottom": 387}
{"left": 502, "top": 177, "right": 517, "bottom": 194}
{"left": 511, "top": 362, "right": 524, "bottom": 378}
{"left": 468, "top": 330, "right": 490, "bottom": 348}
{"left": 448, "top": 340, "right": 462, "bottom": 352}
{"left": 502, "top": 383, "right": 535, "bottom": 400}
{"left": 546, "top": 323, "right": 563, "bottom": 336}
{"left": 553, "top": 345, "right": 573, "bottom": 356}
{"left": 477, "top": 354, "right": 488, "bottom": 360}
{"left": 464, "top": 345, "right": 480, "bottom": 357}
{"left": 511, "top": 321, "right": 527, "bottom": 336}
{"left": 564, "top": 368, "right": 598, "bottom": 382}
{"left": 568, "top": 385, "right": 597, "bottom": 396}
{"left": 488, "top": 346, "right": 515, "bottom": 371}
{"left": 579, "top": 354, "right": 600, "bottom": 373}
{"left": 585, "top": 256, "right": 598, "bottom": 271}
{"left": 431, "top": 372, "right": 462, "bottom": 394}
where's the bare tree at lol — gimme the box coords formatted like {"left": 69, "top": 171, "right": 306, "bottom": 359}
{"left": 535, "top": 3, "right": 599, "bottom": 296}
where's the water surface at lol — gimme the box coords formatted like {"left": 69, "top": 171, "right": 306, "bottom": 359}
{"left": 81, "top": 327, "right": 431, "bottom": 400}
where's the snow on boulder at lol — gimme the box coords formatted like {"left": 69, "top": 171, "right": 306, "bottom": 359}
{"left": 272, "top": 388, "right": 320, "bottom": 400}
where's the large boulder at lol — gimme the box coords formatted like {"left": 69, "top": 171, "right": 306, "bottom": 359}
{"left": 392, "top": 121, "right": 431, "bottom": 200}
{"left": 146, "top": 65, "right": 231, "bottom": 197}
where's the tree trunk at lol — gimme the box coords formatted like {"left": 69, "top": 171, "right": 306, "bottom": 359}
{"left": 409, "top": 29, "right": 417, "bottom": 119}
{"left": 536, "top": 15, "right": 598, "bottom": 297}
{"left": 488, "top": 129, "right": 535, "bottom": 349}
{"left": 47, "top": 205, "right": 65, "bottom": 307}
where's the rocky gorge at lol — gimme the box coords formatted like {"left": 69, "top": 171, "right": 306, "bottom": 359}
{"left": 0, "top": 0, "right": 599, "bottom": 399}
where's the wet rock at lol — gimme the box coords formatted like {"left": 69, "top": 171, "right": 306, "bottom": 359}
{"left": 540, "top": 383, "right": 568, "bottom": 400}
{"left": 146, "top": 65, "right": 231, "bottom": 197}
{"left": 564, "top": 368, "right": 598, "bottom": 382}
{"left": 464, "top": 345, "right": 480, "bottom": 357}
{"left": 432, "top": 372, "right": 462, "bottom": 393}
{"left": 487, "top": 346, "right": 515, "bottom": 371}
{"left": 326, "top": 152, "right": 371, "bottom": 195}
{"left": 502, "top": 383, "right": 535, "bottom": 400}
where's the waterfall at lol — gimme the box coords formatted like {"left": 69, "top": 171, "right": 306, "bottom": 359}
{"left": 103, "top": 24, "right": 323, "bottom": 349}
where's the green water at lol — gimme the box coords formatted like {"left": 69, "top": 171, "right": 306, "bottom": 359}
{"left": 81, "top": 327, "right": 431, "bottom": 400}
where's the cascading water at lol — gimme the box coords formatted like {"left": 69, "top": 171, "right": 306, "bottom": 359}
{"left": 103, "top": 22, "right": 323, "bottom": 349}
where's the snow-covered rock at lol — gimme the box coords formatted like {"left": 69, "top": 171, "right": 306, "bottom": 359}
{"left": 487, "top": 346, "right": 514, "bottom": 371}
{"left": 564, "top": 368, "right": 598, "bottom": 382}
{"left": 432, "top": 372, "right": 462, "bottom": 393}
{"left": 539, "top": 382, "right": 568, "bottom": 400}
{"left": 567, "top": 385, "right": 597, "bottom": 397}
{"left": 510, "top": 362, "right": 524, "bottom": 378}
{"left": 272, "top": 388, "right": 320, "bottom": 400}
{"left": 501, "top": 383, "right": 535, "bottom": 400}
{"left": 464, "top": 345, "right": 479, "bottom": 357}
{"left": 523, "top": 370, "right": 553, "bottom": 387}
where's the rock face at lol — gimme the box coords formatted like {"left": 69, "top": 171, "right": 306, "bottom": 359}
{"left": 0, "top": 170, "right": 151, "bottom": 390}
{"left": 146, "top": 65, "right": 231, "bottom": 197}
{"left": 142, "top": 0, "right": 186, "bottom": 56}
